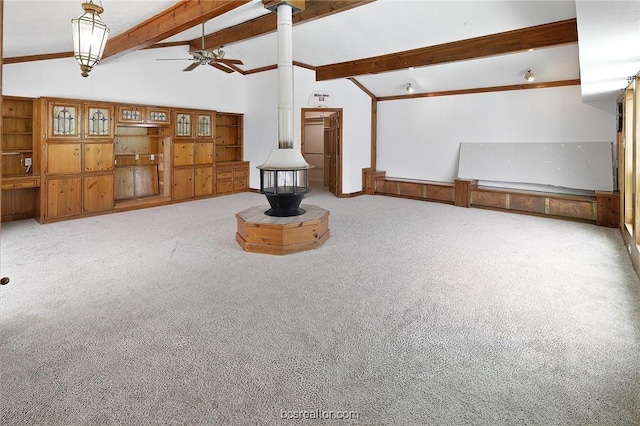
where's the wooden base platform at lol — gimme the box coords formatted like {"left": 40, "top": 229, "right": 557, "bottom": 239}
{"left": 236, "top": 205, "right": 330, "bottom": 255}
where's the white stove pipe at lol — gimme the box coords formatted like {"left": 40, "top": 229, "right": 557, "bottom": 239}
{"left": 277, "top": 3, "right": 294, "bottom": 150}
{"left": 259, "top": 1, "right": 309, "bottom": 169}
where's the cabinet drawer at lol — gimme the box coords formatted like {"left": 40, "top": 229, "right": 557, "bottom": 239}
{"left": 2, "top": 177, "right": 40, "bottom": 190}
{"left": 216, "top": 180, "right": 233, "bottom": 194}
{"left": 234, "top": 168, "right": 248, "bottom": 178}
{"left": 216, "top": 171, "right": 233, "bottom": 180}
{"left": 233, "top": 178, "right": 247, "bottom": 191}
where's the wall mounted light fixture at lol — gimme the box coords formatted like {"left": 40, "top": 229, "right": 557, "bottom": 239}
{"left": 71, "top": 1, "right": 110, "bottom": 77}
{"left": 524, "top": 69, "right": 535, "bottom": 82}
{"left": 406, "top": 82, "right": 414, "bottom": 93}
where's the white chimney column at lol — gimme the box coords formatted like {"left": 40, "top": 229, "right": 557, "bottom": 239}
{"left": 259, "top": 0, "right": 310, "bottom": 170}
{"left": 277, "top": 2, "right": 294, "bottom": 150}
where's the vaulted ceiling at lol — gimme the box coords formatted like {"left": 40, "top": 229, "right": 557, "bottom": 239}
{"left": 2, "top": 0, "right": 639, "bottom": 103}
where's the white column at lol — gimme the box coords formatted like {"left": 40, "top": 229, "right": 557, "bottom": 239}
{"left": 277, "top": 2, "right": 294, "bottom": 149}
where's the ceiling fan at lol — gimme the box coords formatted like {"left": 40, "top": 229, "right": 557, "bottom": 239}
{"left": 156, "top": 23, "right": 243, "bottom": 73}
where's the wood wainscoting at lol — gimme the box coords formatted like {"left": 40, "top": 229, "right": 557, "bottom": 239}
{"left": 363, "top": 169, "right": 619, "bottom": 227}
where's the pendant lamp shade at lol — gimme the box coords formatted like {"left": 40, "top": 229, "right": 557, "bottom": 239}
{"left": 71, "top": 2, "right": 109, "bottom": 77}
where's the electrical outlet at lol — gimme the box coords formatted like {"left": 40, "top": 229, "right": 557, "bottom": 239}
{"left": 134, "top": 153, "right": 140, "bottom": 160}
{"left": 150, "top": 154, "right": 155, "bottom": 161}
{"left": 24, "top": 158, "right": 32, "bottom": 167}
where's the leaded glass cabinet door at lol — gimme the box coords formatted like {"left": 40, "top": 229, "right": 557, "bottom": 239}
{"left": 147, "top": 108, "right": 171, "bottom": 126}
{"left": 84, "top": 104, "right": 114, "bottom": 138}
{"left": 117, "top": 105, "right": 145, "bottom": 124}
{"left": 174, "top": 112, "right": 193, "bottom": 138}
{"left": 196, "top": 113, "right": 213, "bottom": 139}
{"left": 47, "top": 101, "right": 81, "bottom": 139}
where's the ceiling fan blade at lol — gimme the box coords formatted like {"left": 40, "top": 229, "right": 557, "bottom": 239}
{"left": 218, "top": 58, "right": 243, "bottom": 65}
{"left": 156, "top": 58, "right": 193, "bottom": 61}
{"left": 183, "top": 62, "right": 200, "bottom": 72}
{"left": 211, "top": 62, "right": 234, "bottom": 74}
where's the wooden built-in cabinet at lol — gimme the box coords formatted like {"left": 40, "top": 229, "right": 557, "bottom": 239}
{"left": 171, "top": 109, "right": 216, "bottom": 201}
{"left": 215, "top": 112, "right": 243, "bottom": 163}
{"left": 215, "top": 162, "right": 249, "bottom": 195}
{"left": 214, "top": 112, "right": 247, "bottom": 195}
{"left": 1, "top": 96, "right": 40, "bottom": 222}
{"left": 117, "top": 104, "right": 171, "bottom": 127}
{"left": 2, "top": 95, "right": 246, "bottom": 224}
{"left": 113, "top": 123, "right": 172, "bottom": 210}
{"left": 40, "top": 99, "right": 116, "bottom": 222}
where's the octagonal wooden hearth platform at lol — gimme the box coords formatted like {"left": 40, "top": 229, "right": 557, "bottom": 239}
{"left": 236, "top": 205, "right": 330, "bottom": 255}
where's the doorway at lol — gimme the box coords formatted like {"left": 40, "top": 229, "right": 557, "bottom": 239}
{"left": 301, "top": 108, "right": 342, "bottom": 197}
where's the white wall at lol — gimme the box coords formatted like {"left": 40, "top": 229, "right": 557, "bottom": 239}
{"left": 377, "top": 85, "right": 616, "bottom": 191}
{"left": 244, "top": 65, "right": 371, "bottom": 193}
{"left": 243, "top": 69, "right": 278, "bottom": 189}
{"left": 2, "top": 47, "right": 245, "bottom": 112}
{"left": 8, "top": 52, "right": 611, "bottom": 195}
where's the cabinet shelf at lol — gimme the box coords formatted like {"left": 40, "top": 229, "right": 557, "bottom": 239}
{"left": 2, "top": 149, "right": 33, "bottom": 154}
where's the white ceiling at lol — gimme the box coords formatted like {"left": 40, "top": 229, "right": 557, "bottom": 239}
{"left": 2, "top": 0, "right": 639, "bottom": 103}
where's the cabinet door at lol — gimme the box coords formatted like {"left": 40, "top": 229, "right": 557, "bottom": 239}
{"left": 147, "top": 108, "right": 171, "bottom": 125}
{"left": 46, "top": 177, "right": 82, "bottom": 219}
{"left": 84, "top": 143, "right": 114, "bottom": 172}
{"left": 173, "top": 168, "right": 194, "bottom": 200}
{"left": 84, "top": 104, "right": 113, "bottom": 138}
{"left": 174, "top": 112, "right": 192, "bottom": 138}
{"left": 83, "top": 174, "right": 114, "bottom": 213}
{"left": 46, "top": 143, "right": 82, "bottom": 174}
{"left": 134, "top": 165, "right": 159, "bottom": 197}
{"left": 47, "top": 102, "right": 81, "bottom": 139}
{"left": 196, "top": 113, "right": 213, "bottom": 138}
{"left": 233, "top": 177, "right": 248, "bottom": 192}
{"left": 173, "top": 142, "right": 194, "bottom": 166}
{"left": 115, "top": 167, "right": 135, "bottom": 200}
{"left": 195, "top": 142, "right": 214, "bottom": 165}
{"left": 194, "top": 167, "right": 213, "bottom": 197}
{"left": 117, "top": 105, "right": 145, "bottom": 124}
{"left": 216, "top": 180, "right": 233, "bottom": 195}
{"left": 233, "top": 163, "right": 249, "bottom": 192}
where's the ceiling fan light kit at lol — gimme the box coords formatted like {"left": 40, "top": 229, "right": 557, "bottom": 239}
{"left": 156, "top": 24, "right": 243, "bottom": 73}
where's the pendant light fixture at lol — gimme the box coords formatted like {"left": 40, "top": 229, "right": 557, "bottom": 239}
{"left": 71, "top": 1, "right": 110, "bottom": 77}
{"left": 524, "top": 69, "right": 535, "bottom": 82}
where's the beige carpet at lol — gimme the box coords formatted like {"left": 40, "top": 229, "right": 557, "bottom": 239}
{"left": 1, "top": 190, "right": 639, "bottom": 425}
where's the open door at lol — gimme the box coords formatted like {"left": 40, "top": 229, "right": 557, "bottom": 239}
{"left": 327, "top": 112, "right": 339, "bottom": 196}
{"left": 301, "top": 108, "right": 342, "bottom": 196}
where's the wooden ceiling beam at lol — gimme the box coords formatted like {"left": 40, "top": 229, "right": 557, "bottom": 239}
{"left": 102, "top": 0, "right": 251, "bottom": 60}
{"left": 190, "top": 0, "right": 374, "bottom": 52}
{"left": 377, "top": 79, "right": 581, "bottom": 101}
{"left": 316, "top": 18, "right": 578, "bottom": 81}
{"left": 3, "top": 52, "right": 73, "bottom": 64}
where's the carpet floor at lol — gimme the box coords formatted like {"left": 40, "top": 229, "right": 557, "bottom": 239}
{"left": 1, "top": 190, "right": 639, "bottom": 425}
